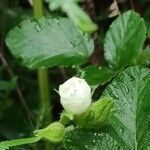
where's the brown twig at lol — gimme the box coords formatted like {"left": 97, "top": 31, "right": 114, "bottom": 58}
{"left": 130, "top": 0, "right": 135, "bottom": 10}
{"left": 82, "top": 0, "right": 96, "bottom": 20}
{"left": 0, "top": 52, "right": 34, "bottom": 126}
{"left": 82, "top": 0, "right": 105, "bottom": 65}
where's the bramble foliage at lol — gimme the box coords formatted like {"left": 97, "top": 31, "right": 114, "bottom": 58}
{"left": 0, "top": 0, "right": 150, "bottom": 150}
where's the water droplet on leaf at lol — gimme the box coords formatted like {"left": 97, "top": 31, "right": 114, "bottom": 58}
{"left": 84, "top": 145, "right": 89, "bottom": 149}
{"left": 92, "top": 139, "right": 96, "bottom": 144}
{"left": 119, "top": 128, "right": 124, "bottom": 135}
{"left": 36, "top": 25, "right": 41, "bottom": 32}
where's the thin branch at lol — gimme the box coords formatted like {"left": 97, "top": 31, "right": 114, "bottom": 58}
{"left": 59, "top": 67, "right": 67, "bottom": 81}
{"left": 0, "top": 0, "right": 34, "bottom": 126}
{"left": 0, "top": 52, "right": 34, "bottom": 126}
{"left": 130, "top": 0, "right": 135, "bottom": 10}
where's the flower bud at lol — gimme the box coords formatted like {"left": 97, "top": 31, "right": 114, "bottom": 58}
{"left": 59, "top": 77, "right": 91, "bottom": 114}
{"left": 34, "top": 122, "right": 65, "bottom": 143}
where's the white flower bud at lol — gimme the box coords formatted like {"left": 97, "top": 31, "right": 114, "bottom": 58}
{"left": 59, "top": 77, "right": 91, "bottom": 114}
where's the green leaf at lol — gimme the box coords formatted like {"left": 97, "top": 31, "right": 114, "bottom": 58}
{"left": 48, "top": 0, "right": 80, "bottom": 10}
{"left": 48, "top": 0, "right": 97, "bottom": 32}
{"left": 0, "top": 77, "right": 17, "bottom": 91}
{"left": 34, "top": 122, "right": 65, "bottom": 143}
{"left": 63, "top": 128, "right": 120, "bottom": 150}
{"left": 103, "top": 66, "right": 150, "bottom": 149}
{"left": 0, "top": 5, "right": 31, "bottom": 34}
{"left": 76, "top": 97, "right": 114, "bottom": 128}
{"left": 0, "top": 137, "right": 40, "bottom": 150}
{"left": 104, "top": 10, "right": 146, "bottom": 69}
{"left": 136, "top": 48, "right": 150, "bottom": 66}
{"left": 6, "top": 17, "right": 94, "bottom": 69}
{"left": 83, "top": 65, "right": 115, "bottom": 86}
{"left": 48, "top": 0, "right": 64, "bottom": 10}
{"left": 59, "top": 111, "right": 74, "bottom": 125}
{"left": 143, "top": 9, "right": 150, "bottom": 39}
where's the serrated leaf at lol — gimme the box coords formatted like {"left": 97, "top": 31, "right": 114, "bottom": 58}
{"left": 104, "top": 11, "right": 146, "bottom": 69}
{"left": 103, "top": 66, "right": 150, "bottom": 149}
{"left": 63, "top": 128, "right": 120, "bottom": 150}
{"left": 6, "top": 17, "right": 94, "bottom": 69}
{"left": 0, "top": 137, "right": 40, "bottom": 150}
{"left": 76, "top": 97, "right": 114, "bottom": 128}
{"left": 83, "top": 65, "right": 115, "bottom": 86}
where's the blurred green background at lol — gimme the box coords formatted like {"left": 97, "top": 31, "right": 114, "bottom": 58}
{"left": 0, "top": 0, "right": 149, "bottom": 149}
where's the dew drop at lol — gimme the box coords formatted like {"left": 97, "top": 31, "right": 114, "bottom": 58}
{"left": 84, "top": 145, "right": 89, "bottom": 149}
{"left": 113, "top": 92, "right": 119, "bottom": 99}
{"left": 48, "top": 22, "right": 52, "bottom": 26}
{"left": 119, "top": 128, "right": 124, "bottom": 135}
{"left": 91, "top": 112, "right": 94, "bottom": 118}
{"left": 36, "top": 25, "right": 41, "bottom": 32}
{"left": 146, "top": 60, "right": 150, "bottom": 65}
{"left": 79, "top": 30, "right": 84, "bottom": 36}
{"left": 69, "top": 42, "right": 75, "bottom": 48}
{"left": 54, "top": 18, "right": 59, "bottom": 24}
{"left": 69, "top": 43, "right": 74, "bottom": 48}
{"left": 41, "top": 66, "right": 46, "bottom": 69}
{"left": 124, "top": 85, "right": 129, "bottom": 94}
{"left": 92, "top": 139, "right": 96, "bottom": 144}
{"left": 94, "top": 133, "right": 97, "bottom": 136}
{"left": 98, "top": 66, "right": 102, "bottom": 70}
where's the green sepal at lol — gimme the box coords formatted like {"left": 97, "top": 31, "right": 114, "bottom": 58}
{"left": 59, "top": 111, "right": 74, "bottom": 125}
{"left": 76, "top": 97, "right": 114, "bottom": 128}
{"left": 34, "top": 122, "right": 65, "bottom": 143}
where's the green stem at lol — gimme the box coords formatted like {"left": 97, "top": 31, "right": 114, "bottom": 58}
{"left": 0, "top": 137, "right": 41, "bottom": 149}
{"left": 38, "top": 69, "right": 51, "bottom": 114}
{"left": 33, "top": 0, "right": 52, "bottom": 149}
{"left": 33, "top": 0, "right": 43, "bottom": 17}
{"left": 33, "top": 0, "right": 52, "bottom": 123}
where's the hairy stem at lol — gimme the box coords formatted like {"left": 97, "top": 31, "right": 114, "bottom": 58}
{"left": 33, "top": 0, "right": 52, "bottom": 122}
{"left": 130, "top": 0, "right": 135, "bottom": 10}
{"left": 33, "top": 0, "right": 52, "bottom": 149}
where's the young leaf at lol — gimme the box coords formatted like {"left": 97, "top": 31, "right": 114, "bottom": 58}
{"left": 76, "top": 97, "right": 114, "bottom": 128}
{"left": 63, "top": 128, "right": 120, "bottom": 150}
{"left": 47, "top": 0, "right": 63, "bottom": 10}
{"left": 104, "top": 10, "right": 146, "bottom": 69}
{"left": 6, "top": 17, "right": 94, "bottom": 69}
{"left": 48, "top": 0, "right": 97, "bottom": 32}
{"left": 103, "top": 66, "right": 150, "bottom": 149}
{"left": 83, "top": 65, "right": 115, "bottom": 86}
{"left": 0, "top": 137, "right": 40, "bottom": 150}
{"left": 61, "top": 1, "right": 97, "bottom": 33}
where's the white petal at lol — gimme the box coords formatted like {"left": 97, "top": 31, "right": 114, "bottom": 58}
{"left": 59, "top": 77, "right": 91, "bottom": 114}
